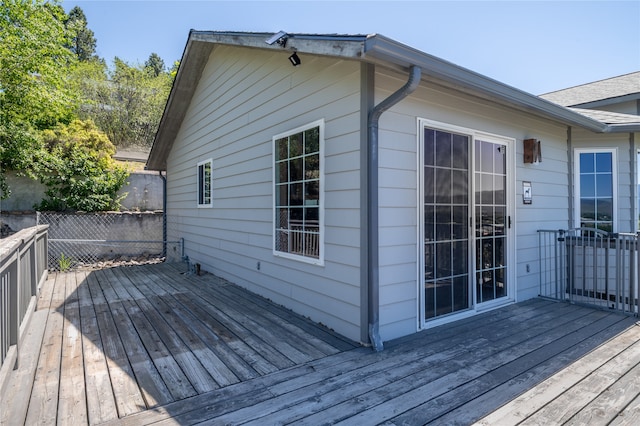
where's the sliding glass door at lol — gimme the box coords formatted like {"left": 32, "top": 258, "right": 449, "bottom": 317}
{"left": 421, "top": 123, "right": 512, "bottom": 322}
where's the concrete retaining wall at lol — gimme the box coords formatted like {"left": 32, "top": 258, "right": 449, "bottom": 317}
{"left": 0, "top": 171, "right": 163, "bottom": 212}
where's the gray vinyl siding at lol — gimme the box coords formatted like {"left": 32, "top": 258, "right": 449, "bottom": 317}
{"left": 375, "top": 68, "right": 573, "bottom": 341}
{"left": 591, "top": 100, "right": 639, "bottom": 116}
{"left": 165, "top": 45, "right": 364, "bottom": 341}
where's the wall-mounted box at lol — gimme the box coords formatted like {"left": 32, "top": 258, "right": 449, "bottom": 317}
{"left": 524, "top": 138, "right": 541, "bottom": 163}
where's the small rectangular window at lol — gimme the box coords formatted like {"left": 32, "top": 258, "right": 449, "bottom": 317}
{"left": 273, "top": 120, "right": 323, "bottom": 263}
{"left": 197, "top": 159, "right": 213, "bottom": 207}
{"left": 575, "top": 149, "right": 616, "bottom": 232}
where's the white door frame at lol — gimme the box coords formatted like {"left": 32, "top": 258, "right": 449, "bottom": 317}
{"left": 417, "top": 118, "right": 516, "bottom": 330}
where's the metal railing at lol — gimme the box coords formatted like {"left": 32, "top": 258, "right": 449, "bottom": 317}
{"left": 0, "top": 225, "right": 48, "bottom": 383}
{"left": 538, "top": 228, "right": 639, "bottom": 315}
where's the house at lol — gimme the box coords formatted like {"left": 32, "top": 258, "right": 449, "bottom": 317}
{"left": 146, "top": 31, "right": 640, "bottom": 349}
{"left": 540, "top": 71, "right": 640, "bottom": 116}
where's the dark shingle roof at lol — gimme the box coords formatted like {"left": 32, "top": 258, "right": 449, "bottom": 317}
{"left": 540, "top": 72, "right": 640, "bottom": 107}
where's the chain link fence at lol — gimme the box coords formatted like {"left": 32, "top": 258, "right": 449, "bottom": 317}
{"left": 38, "top": 211, "right": 182, "bottom": 271}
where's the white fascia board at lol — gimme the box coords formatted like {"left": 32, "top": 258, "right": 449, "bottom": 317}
{"left": 190, "top": 31, "right": 367, "bottom": 59}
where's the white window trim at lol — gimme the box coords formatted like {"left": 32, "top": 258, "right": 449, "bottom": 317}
{"left": 573, "top": 148, "right": 617, "bottom": 232}
{"left": 272, "top": 119, "right": 325, "bottom": 266}
{"left": 636, "top": 149, "right": 640, "bottom": 232}
{"left": 197, "top": 158, "right": 213, "bottom": 208}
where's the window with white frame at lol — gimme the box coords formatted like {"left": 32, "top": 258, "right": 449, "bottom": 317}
{"left": 575, "top": 149, "right": 616, "bottom": 232}
{"left": 197, "top": 159, "right": 213, "bottom": 207}
{"left": 273, "top": 120, "right": 323, "bottom": 262}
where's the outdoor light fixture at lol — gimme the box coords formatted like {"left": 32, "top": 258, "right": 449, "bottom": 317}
{"left": 265, "top": 30, "right": 288, "bottom": 47}
{"left": 288, "top": 52, "right": 301, "bottom": 66}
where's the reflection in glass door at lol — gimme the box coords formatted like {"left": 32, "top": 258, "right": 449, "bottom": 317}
{"left": 423, "top": 128, "right": 470, "bottom": 319}
{"left": 475, "top": 139, "right": 508, "bottom": 304}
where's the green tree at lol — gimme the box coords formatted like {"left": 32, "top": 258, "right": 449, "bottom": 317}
{"left": 169, "top": 60, "right": 180, "bottom": 79}
{"left": 69, "top": 59, "right": 110, "bottom": 119}
{"left": 37, "top": 119, "right": 129, "bottom": 212}
{"left": 79, "top": 57, "right": 172, "bottom": 148}
{"left": 0, "top": 122, "right": 45, "bottom": 199}
{"left": 0, "top": 0, "right": 77, "bottom": 127}
{"left": 65, "top": 5, "right": 98, "bottom": 62}
{"left": 145, "top": 52, "right": 165, "bottom": 77}
{"left": 0, "top": 0, "right": 77, "bottom": 199}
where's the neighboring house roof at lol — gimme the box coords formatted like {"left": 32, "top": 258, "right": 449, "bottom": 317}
{"left": 540, "top": 71, "right": 640, "bottom": 108}
{"left": 148, "top": 31, "right": 639, "bottom": 171}
{"left": 571, "top": 108, "right": 640, "bottom": 125}
{"left": 115, "top": 149, "right": 149, "bottom": 163}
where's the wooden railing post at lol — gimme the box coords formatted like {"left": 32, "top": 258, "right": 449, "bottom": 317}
{"left": 0, "top": 225, "right": 49, "bottom": 394}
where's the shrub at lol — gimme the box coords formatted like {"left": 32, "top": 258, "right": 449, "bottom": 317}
{"left": 36, "top": 119, "right": 129, "bottom": 212}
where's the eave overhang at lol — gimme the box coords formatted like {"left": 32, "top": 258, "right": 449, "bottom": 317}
{"left": 362, "top": 35, "right": 610, "bottom": 134}
{"left": 147, "top": 31, "right": 632, "bottom": 171}
{"left": 146, "top": 31, "right": 369, "bottom": 170}
{"left": 147, "top": 36, "right": 214, "bottom": 170}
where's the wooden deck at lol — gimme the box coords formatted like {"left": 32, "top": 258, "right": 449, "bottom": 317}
{"left": 2, "top": 262, "right": 640, "bottom": 425}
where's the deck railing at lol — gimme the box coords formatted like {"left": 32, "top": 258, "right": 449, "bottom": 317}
{"left": 0, "top": 225, "right": 48, "bottom": 388}
{"left": 538, "top": 228, "right": 639, "bottom": 315}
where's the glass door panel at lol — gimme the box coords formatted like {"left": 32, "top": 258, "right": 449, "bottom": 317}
{"left": 424, "top": 128, "right": 470, "bottom": 319}
{"left": 474, "top": 140, "right": 508, "bottom": 304}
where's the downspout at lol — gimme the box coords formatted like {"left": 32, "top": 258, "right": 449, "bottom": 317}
{"left": 160, "top": 171, "right": 167, "bottom": 257}
{"left": 367, "top": 65, "right": 421, "bottom": 352}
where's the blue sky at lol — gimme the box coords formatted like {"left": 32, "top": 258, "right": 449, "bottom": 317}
{"left": 61, "top": 0, "right": 639, "bottom": 95}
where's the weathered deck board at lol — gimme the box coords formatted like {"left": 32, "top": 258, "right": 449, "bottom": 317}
{"left": 0, "top": 308, "right": 49, "bottom": 426}
{"left": 144, "top": 266, "right": 302, "bottom": 370}
{"left": 560, "top": 353, "right": 640, "bottom": 425}
{"left": 122, "top": 266, "right": 249, "bottom": 385}
{"left": 77, "top": 271, "right": 118, "bottom": 424}
{"left": 109, "top": 297, "right": 640, "bottom": 426}
{"left": 252, "top": 304, "right": 609, "bottom": 425}
{"left": 56, "top": 272, "right": 88, "bottom": 425}
{"left": 383, "top": 311, "right": 631, "bottom": 425}
{"left": 85, "top": 270, "right": 147, "bottom": 417}
{"left": 230, "top": 304, "right": 574, "bottom": 425}
{"left": 474, "top": 321, "right": 640, "bottom": 425}
{"left": 93, "top": 268, "right": 175, "bottom": 408}
{"left": 517, "top": 330, "right": 640, "bottom": 425}
{"left": 132, "top": 264, "right": 292, "bottom": 377}
{"left": 24, "top": 272, "right": 66, "bottom": 425}
{"left": 154, "top": 267, "right": 317, "bottom": 365}
{"left": 434, "top": 314, "right": 637, "bottom": 425}
{"left": 3, "top": 262, "right": 356, "bottom": 425}
{"left": 5, "top": 262, "right": 640, "bottom": 425}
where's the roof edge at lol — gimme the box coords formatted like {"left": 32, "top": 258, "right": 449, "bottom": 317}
{"left": 190, "top": 31, "right": 368, "bottom": 59}
{"left": 605, "top": 124, "right": 640, "bottom": 133}
{"left": 363, "top": 35, "right": 608, "bottom": 133}
{"left": 148, "top": 31, "right": 624, "bottom": 170}
{"left": 147, "top": 33, "right": 214, "bottom": 170}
